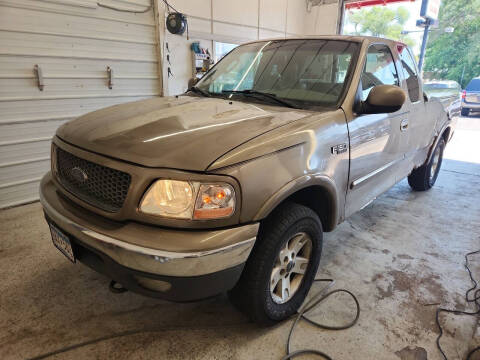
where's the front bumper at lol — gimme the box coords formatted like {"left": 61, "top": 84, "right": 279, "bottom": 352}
{"left": 40, "top": 172, "right": 259, "bottom": 300}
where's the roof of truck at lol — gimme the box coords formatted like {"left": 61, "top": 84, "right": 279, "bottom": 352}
{"left": 242, "top": 35, "right": 403, "bottom": 46}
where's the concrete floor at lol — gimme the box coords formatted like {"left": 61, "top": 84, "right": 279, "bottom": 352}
{"left": 1, "top": 116, "right": 479, "bottom": 360}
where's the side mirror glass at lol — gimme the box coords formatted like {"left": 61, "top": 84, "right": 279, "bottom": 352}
{"left": 188, "top": 77, "right": 199, "bottom": 89}
{"left": 358, "top": 85, "right": 406, "bottom": 114}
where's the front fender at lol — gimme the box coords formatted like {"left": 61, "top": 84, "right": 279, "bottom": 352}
{"left": 209, "top": 109, "right": 349, "bottom": 230}
{"left": 253, "top": 174, "right": 339, "bottom": 231}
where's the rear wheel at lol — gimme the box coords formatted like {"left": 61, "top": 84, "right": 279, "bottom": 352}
{"left": 229, "top": 203, "right": 322, "bottom": 325}
{"left": 461, "top": 107, "right": 470, "bottom": 117}
{"left": 408, "top": 138, "right": 445, "bottom": 191}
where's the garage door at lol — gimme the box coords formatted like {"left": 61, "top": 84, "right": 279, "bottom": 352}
{"left": 0, "top": 0, "right": 161, "bottom": 208}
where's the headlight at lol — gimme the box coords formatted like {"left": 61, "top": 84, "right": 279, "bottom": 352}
{"left": 140, "top": 180, "right": 195, "bottom": 219}
{"left": 139, "top": 180, "right": 235, "bottom": 220}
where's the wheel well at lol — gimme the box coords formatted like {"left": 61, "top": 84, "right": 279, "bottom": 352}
{"left": 275, "top": 186, "right": 335, "bottom": 232}
{"left": 442, "top": 127, "right": 451, "bottom": 142}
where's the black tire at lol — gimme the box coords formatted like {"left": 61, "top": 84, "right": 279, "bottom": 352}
{"left": 408, "top": 138, "right": 445, "bottom": 191}
{"left": 461, "top": 108, "right": 469, "bottom": 117}
{"left": 229, "top": 203, "right": 322, "bottom": 325}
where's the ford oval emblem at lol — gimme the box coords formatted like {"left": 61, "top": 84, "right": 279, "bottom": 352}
{"left": 71, "top": 167, "right": 88, "bottom": 183}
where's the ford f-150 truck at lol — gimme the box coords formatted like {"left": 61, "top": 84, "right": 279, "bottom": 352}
{"left": 40, "top": 36, "right": 454, "bottom": 324}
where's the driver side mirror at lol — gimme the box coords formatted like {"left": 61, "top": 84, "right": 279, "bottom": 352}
{"left": 356, "top": 85, "right": 406, "bottom": 114}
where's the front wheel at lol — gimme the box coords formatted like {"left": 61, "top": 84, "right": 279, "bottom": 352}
{"left": 408, "top": 138, "right": 445, "bottom": 191}
{"left": 229, "top": 203, "right": 322, "bottom": 325}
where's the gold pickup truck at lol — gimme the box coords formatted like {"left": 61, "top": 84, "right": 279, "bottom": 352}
{"left": 40, "top": 35, "right": 453, "bottom": 324}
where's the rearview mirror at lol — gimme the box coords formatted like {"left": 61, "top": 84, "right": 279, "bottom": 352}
{"left": 357, "top": 85, "right": 406, "bottom": 114}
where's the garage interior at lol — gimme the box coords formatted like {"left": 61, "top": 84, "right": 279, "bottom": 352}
{"left": 0, "top": 0, "right": 479, "bottom": 359}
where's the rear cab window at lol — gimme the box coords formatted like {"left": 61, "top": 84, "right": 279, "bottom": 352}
{"left": 397, "top": 44, "right": 420, "bottom": 102}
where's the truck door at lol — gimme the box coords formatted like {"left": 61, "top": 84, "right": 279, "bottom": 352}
{"left": 345, "top": 43, "right": 409, "bottom": 217}
{"left": 396, "top": 45, "right": 434, "bottom": 166}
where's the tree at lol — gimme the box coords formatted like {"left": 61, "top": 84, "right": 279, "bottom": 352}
{"left": 424, "top": 0, "right": 480, "bottom": 87}
{"left": 345, "top": 6, "right": 415, "bottom": 47}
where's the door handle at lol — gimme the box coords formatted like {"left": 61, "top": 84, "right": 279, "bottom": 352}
{"left": 400, "top": 119, "right": 409, "bottom": 132}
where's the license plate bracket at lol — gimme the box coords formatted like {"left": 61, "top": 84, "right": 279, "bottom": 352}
{"left": 48, "top": 222, "right": 76, "bottom": 263}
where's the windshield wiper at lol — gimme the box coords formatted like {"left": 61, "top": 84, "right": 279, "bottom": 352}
{"left": 189, "top": 86, "right": 211, "bottom": 97}
{"left": 222, "top": 89, "right": 299, "bottom": 109}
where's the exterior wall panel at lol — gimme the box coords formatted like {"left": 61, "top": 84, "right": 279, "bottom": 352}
{"left": 0, "top": 0, "right": 160, "bottom": 208}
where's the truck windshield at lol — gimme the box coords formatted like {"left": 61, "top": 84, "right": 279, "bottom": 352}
{"left": 195, "top": 39, "right": 359, "bottom": 108}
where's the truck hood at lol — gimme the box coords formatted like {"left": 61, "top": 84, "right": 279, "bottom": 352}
{"left": 57, "top": 96, "right": 314, "bottom": 170}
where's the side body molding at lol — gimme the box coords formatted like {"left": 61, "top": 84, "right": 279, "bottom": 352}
{"left": 253, "top": 174, "right": 339, "bottom": 231}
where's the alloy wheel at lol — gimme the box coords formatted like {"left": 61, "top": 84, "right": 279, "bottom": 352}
{"left": 270, "top": 232, "right": 312, "bottom": 304}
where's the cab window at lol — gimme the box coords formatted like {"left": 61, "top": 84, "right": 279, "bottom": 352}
{"left": 361, "top": 44, "right": 399, "bottom": 101}
{"left": 398, "top": 45, "right": 420, "bottom": 102}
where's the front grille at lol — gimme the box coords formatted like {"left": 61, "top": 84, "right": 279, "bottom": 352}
{"left": 55, "top": 146, "right": 131, "bottom": 212}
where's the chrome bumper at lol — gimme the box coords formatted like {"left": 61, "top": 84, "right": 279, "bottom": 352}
{"left": 40, "top": 172, "right": 258, "bottom": 277}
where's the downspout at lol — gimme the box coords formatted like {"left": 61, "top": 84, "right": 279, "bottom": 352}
{"left": 153, "top": 0, "right": 166, "bottom": 96}
{"left": 336, "top": 0, "right": 345, "bottom": 34}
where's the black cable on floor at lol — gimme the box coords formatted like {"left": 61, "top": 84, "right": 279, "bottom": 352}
{"left": 281, "top": 279, "right": 361, "bottom": 360}
{"left": 436, "top": 250, "right": 480, "bottom": 360}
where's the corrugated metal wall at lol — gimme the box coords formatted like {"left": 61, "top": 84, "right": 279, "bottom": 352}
{"left": 0, "top": 0, "right": 161, "bottom": 208}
